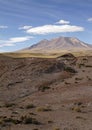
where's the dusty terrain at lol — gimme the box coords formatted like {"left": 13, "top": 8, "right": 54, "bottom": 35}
{"left": 0, "top": 53, "right": 92, "bottom": 130}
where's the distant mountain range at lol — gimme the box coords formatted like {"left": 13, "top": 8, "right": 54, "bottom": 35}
{"left": 22, "top": 36, "right": 92, "bottom": 53}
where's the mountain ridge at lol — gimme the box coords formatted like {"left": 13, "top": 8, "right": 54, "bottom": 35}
{"left": 22, "top": 36, "right": 92, "bottom": 53}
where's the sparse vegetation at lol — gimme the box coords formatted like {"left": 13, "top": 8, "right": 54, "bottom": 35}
{"left": 38, "top": 85, "right": 50, "bottom": 92}
{"left": 78, "top": 63, "right": 85, "bottom": 68}
{"left": 76, "top": 116, "right": 86, "bottom": 120}
{"left": 72, "top": 107, "right": 82, "bottom": 112}
{"left": 12, "top": 111, "right": 19, "bottom": 115}
{"left": 75, "top": 81, "right": 78, "bottom": 84}
{"left": 75, "top": 77, "right": 83, "bottom": 80}
{"left": 26, "top": 104, "right": 35, "bottom": 109}
{"left": 82, "top": 58, "right": 88, "bottom": 61}
{"left": 48, "top": 120, "right": 53, "bottom": 124}
{"left": 1, "top": 117, "right": 21, "bottom": 124}
{"left": 20, "top": 116, "right": 40, "bottom": 125}
{"left": 0, "top": 115, "right": 40, "bottom": 126}
{"left": 36, "top": 106, "right": 52, "bottom": 112}
{"left": 74, "top": 102, "right": 83, "bottom": 106}
{"left": 64, "top": 66, "right": 77, "bottom": 73}
{"left": 29, "top": 112, "right": 36, "bottom": 115}
{"left": 0, "top": 51, "right": 92, "bottom": 130}
{"left": 4, "top": 103, "right": 16, "bottom": 108}
{"left": 64, "top": 82, "right": 70, "bottom": 85}
{"left": 85, "top": 65, "right": 92, "bottom": 67}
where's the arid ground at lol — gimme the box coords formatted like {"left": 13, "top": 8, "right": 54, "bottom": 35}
{"left": 0, "top": 53, "right": 92, "bottom": 130}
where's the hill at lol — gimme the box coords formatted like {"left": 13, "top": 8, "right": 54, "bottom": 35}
{"left": 23, "top": 36, "right": 92, "bottom": 53}
{"left": 0, "top": 54, "right": 92, "bottom": 130}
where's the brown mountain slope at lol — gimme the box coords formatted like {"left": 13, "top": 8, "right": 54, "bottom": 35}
{"left": 0, "top": 54, "right": 76, "bottom": 102}
{"left": 23, "top": 36, "right": 92, "bottom": 53}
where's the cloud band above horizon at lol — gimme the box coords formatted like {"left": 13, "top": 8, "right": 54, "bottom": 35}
{"left": 26, "top": 24, "right": 84, "bottom": 35}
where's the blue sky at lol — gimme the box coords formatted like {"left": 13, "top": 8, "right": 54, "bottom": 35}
{"left": 0, "top": 0, "right": 92, "bottom": 52}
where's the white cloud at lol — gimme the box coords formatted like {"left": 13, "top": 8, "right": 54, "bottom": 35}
{"left": 9, "top": 36, "right": 33, "bottom": 43}
{"left": 0, "top": 26, "right": 8, "bottom": 29}
{"left": 56, "top": 20, "right": 70, "bottom": 24}
{"left": 0, "top": 36, "right": 33, "bottom": 48}
{"left": 0, "top": 43, "right": 15, "bottom": 48}
{"left": 88, "top": 18, "right": 92, "bottom": 22}
{"left": 19, "top": 26, "right": 32, "bottom": 30}
{"left": 26, "top": 24, "right": 84, "bottom": 35}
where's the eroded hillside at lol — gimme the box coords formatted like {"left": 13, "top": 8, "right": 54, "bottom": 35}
{"left": 0, "top": 54, "right": 92, "bottom": 130}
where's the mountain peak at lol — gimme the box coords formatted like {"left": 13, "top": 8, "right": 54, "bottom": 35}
{"left": 23, "top": 36, "right": 92, "bottom": 52}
